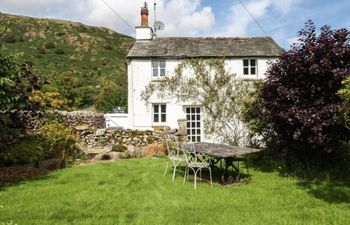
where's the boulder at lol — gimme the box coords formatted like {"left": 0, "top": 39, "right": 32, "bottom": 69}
{"left": 75, "top": 124, "right": 89, "bottom": 131}
{"left": 95, "top": 128, "right": 106, "bottom": 136}
{"left": 106, "top": 152, "right": 122, "bottom": 160}
{"left": 86, "top": 146, "right": 110, "bottom": 155}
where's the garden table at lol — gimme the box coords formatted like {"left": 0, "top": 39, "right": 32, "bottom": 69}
{"left": 194, "top": 142, "right": 261, "bottom": 184}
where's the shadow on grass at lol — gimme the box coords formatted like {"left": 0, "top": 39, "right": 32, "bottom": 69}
{"left": 173, "top": 163, "right": 251, "bottom": 187}
{"left": 247, "top": 151, "right": 350, "bottom": 205}
{"left": 0, "top": 169, "right": 59, "bottom": 191}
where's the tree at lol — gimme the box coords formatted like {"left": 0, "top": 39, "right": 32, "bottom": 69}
{"left": 338, "top": 76, "right": 350, "bottom": 130}
{"left": 141, "top": 58, "right": 257, "bottom": 146}
{"left": 0, "top": 56, "right": 41, "bottom": 110}
{"left": 248, "top": 21, "right": 350, "bottom": 163}
{"left": 0, "top": 19, "right": 42, "bottom": 110}
{"left": 94, "top": 77, "right": 127, "bottom": 113}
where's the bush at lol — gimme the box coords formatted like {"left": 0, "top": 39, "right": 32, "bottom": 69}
{"left": 41, "top": 120, "right": 76, "bottom": 161}
{"left": 338, "top": 76, "right": 350, "bottom": 129}
{"left": 55, "top": 31, "right": 66, "bottom": 37}
{"left": 4, "top": 34, "right": 16, "bottom": 43}
{"left": 45, "top": 42, "right": 55, "bottom": 49}
{"left": 0, "top": 137, "right": 46, "bottom": 166}
{"left": 37, "top": 47, "right": 46, "bottom": 54}
{"left": 54, "top": 49, "right": 65, "bottom": 55}
{"left": 103, "top": 45, "right": 113, "bottom": 50}
{"left": 246, "top": 21, "right": 350, "bottom": 166}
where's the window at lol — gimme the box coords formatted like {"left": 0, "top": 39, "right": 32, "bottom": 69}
{"left": 153, "top": 104, "right": 166, "bottom": 123}
{"left": 185, "top": 106, "right": 201, "bottom": 142}
{"left": 152, "top": 60, "right": 166, "bottom": 77}
{"left": 243, "top": 59, "right": 257, "bottom": 75}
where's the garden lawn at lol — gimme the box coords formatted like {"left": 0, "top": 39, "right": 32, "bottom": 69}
{"left": 0, "top": 158, "right": 349, "bottom": 225}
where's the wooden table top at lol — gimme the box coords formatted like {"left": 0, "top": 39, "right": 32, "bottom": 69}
{"left": 194, "top": 142, "right": 261, "bottom": 158}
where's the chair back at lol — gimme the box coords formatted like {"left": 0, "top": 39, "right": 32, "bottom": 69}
{"left": 178, "top": 141, "right": 195, "bottom": 163}
{"left": 165, "top": 138, "right": 179, "bottom": 157}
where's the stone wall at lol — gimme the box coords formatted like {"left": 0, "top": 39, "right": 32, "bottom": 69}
{"left": 58, "top": 111, "right": 105, "bottom": 131}
{"left": 1, "top": 110, "right": 183, "bottom": 160}
{"left": 0, "top": 110, "right": 105, "bottom": 146}
{"left": 0, "top": 110, "right": 45, "bottom": 146}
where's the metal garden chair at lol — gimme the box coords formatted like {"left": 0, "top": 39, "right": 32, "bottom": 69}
{"left": 163, "top": 138, "right": 187, "bottom": 181}
{"left": 180, "top": 142, "right": 213, "bottom": 189}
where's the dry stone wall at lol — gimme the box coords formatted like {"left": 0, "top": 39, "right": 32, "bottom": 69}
{"left": 1, "top": 110, "right": 184, "bottom": 161}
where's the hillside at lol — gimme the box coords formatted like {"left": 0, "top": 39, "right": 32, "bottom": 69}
{"left": 0, "top": 13, "right": 135, "bottom": 112}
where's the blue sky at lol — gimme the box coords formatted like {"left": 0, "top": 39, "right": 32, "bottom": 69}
{"left": 0, "top": 0, "right": 349, "bottom": 48}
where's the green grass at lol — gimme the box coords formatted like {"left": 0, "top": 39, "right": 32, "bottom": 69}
{"left": 0, "top": 158, "right": 349, "bottom": 225}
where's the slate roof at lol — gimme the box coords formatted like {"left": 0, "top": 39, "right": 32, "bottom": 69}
{"left": 127, "top": 37, "right": 282, "bottom": 58}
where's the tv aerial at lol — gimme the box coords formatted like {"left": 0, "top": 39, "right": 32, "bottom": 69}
{"left": 153, "top": 0, "right": 165, "bottom": 36}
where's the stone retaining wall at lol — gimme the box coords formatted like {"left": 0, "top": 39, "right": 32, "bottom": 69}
{"left": 1, "top": 110, "right": 183, "bottom": 160}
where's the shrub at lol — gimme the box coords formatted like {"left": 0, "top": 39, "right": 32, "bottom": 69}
{"left": 0, "top": 137, "right": 46, "bottom": 166}
{"left": 45, "top": 42, "right": 55, "bottom": 49}
{"left": 103, "top": 45, "right": 113, "bottom": 50}
{"left": 37, "top": 47, "right": 46, "bottom": 54}
{"left": 4, "top": 34, "right": 16, "bottom": 43}
{"left": 338, "top": 76, "right": 350, "bottom": 129}
{"left": 248, "top": 21, "right": 350, "bottom": 165}
{"left": 54, "top": 49, "right": 65, "bottom": 55}
{"left": 41, "top": 120, "right": 76, "bottom": 161}
{"left": 55, "top": 31, "right": 66, "bottom": 37}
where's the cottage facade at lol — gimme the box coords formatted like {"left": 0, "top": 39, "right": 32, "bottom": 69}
{"left": 105, "top": 4, "right": 281, "bottom": 143}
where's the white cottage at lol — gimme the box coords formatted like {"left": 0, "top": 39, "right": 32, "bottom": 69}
{"left": 105, "top": 3, "right": 281, "bottom": 143}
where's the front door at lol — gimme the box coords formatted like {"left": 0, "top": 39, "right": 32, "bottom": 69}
{"left": 185, "top": 106, "right": 202, "bottom": 142}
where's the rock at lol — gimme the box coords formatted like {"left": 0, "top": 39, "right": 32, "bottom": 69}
{"left": 168, "top": 129, "right": 178, "bottom": 134}
{"left": 106, "top": 152, "right": 122, "bottom": 160}
{"left": 127, "top": 145, "right": 135, "bottom": 157}
{"left": 75, "top": 124, "right": 89, "bottom": 131}
{"left": 93, "top": 154, "right": 104, "bottom": 160}
{"left": 95, "top": 129, "right": 106, "bottom": 136}
{"left": 86, "top": 146, "right": 110, "bottom": 155}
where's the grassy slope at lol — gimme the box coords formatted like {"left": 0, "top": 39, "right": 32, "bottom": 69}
{"left": 0, "top": 159, "right": 349, "bottom": 225}
{"left": 0, "top": 13, "right": 134, "bottom": 110}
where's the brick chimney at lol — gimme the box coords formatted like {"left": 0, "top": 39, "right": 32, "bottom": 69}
{"left": 136, "top": 2, "right": 153, "bottom": 41}
{"left": 141, "top": 2, "right": 149, "bottom": 27}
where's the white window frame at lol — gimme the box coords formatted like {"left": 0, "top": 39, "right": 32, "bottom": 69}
{"left": 152, "top": 103, "right": 167, "bottom": 124}
{"left": 184, "top": 106, "right": 203, "bottom": 143}
{"left": 243, "top": 59, "right": 257, "bottom": 76}
{"left": 152, "top": 59, "right": 166, "bottom": 78}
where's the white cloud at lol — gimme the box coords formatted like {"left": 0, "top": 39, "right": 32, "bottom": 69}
{"left": 217, "top": 0, "right": 300, "bottom": 37}
{"left": 271, "top": 0, "right": 300, "bottom": 14}
{"left": 219, "top": 0, "right": 270, "bottom": 36}
{"left": 0, "top": 0, "right": 65, "bottom": 15}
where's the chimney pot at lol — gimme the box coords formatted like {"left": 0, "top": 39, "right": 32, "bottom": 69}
{"left": 141, "top": 2, "right": 149, "bottom": 27}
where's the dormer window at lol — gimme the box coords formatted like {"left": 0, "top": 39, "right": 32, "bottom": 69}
{"left": 243, "top": 59, "right": 257, "bottom": 75}
{"left": 152, "top": 60, "right": 166, "bottom": 77}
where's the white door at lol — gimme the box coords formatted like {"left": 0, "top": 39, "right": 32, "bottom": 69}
{"left": 185, "top": 106, "right": 202, "bottom": 142}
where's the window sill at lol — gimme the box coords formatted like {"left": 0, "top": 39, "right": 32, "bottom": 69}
{"left": 151, "top": 79, "right": 166, "bottom": 82}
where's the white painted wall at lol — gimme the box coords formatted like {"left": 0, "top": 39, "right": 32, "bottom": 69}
{"left": 135, "top": 27, "right": 153, "bottom": 40}
{"left": 105, "top": 113, "right": 129, "bottom": 129}
{"left": 125, "top": 57, "right": 278, "bottom": 141}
